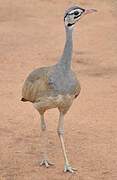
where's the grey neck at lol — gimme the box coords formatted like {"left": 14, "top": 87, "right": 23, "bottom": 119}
{"left": 58, "top": 26, "right": 73, "bottom": 71}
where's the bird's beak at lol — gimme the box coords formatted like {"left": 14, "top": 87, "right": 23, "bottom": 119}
{"left": 84, "top": 9, "right": 97, "bottom": 15}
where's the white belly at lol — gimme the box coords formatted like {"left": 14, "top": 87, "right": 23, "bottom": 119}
{"left": 33, "top": 94, "right": 74, "bottom": 112}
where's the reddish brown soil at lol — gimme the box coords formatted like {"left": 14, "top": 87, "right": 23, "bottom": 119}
{"left": 0, "top": 0, "right": 117, "bottom": 180}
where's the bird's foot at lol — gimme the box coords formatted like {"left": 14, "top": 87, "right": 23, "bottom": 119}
{"left": 40, "top": 159, "right": 54, "bottom": 168}
{"left": 64, "top": 164, "right": 77, "bottom": 173}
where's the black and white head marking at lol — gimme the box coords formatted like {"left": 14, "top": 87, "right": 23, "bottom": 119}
{"left": 64, "top": 6, "right": 85, "bottom": 28}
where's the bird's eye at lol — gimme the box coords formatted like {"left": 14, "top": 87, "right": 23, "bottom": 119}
{"left": 74, "top": 11, "right": 79, "bottom": 15}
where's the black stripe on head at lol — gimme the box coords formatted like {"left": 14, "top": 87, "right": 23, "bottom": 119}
{"left": 64, "top": 6, "right": 85, "bottom": 21}
{"left": 67, "top": 22, "right": 75, "bottom": 27}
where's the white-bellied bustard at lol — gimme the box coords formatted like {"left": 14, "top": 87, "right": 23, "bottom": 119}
{"left": 21, "top": 6, "right": 97, "bottom": 173}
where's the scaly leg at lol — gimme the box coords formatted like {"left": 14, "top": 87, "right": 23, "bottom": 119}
{"left": 39, "top": 113, "right": 54, "bottom": 168}
{"left": 57, "top": 112, "right": 77, "bottom": 173}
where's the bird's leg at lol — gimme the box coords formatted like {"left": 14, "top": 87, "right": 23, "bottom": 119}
{"left": 39, "top": 113, "right": 54, "bottom": 168}
{"left": 57, "top": 112, "right": 77, "bottom": 173}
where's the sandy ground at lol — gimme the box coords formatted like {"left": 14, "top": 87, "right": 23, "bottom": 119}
{"left": 0, "top": 0, "right": 117, "bottom": 179}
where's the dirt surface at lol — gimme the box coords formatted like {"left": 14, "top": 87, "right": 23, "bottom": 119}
{"left": 0, "top": 0, "right": 117, "bottom": 180}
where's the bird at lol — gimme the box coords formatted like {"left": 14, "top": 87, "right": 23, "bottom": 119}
{"left": 21, "top": 6, "right": 97, "bottom": 173}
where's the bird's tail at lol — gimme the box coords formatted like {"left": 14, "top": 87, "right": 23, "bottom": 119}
{"left": 21, "top": 97, "right": 28, "bottom": 102}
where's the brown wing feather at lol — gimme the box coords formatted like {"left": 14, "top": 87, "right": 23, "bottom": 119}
{"left": 22, "top": 67, "right": 52, "bottom": 103}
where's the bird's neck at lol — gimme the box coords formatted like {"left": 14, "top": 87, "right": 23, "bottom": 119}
{"left": 58, "top": 26, "right": 73, "bottom": 71}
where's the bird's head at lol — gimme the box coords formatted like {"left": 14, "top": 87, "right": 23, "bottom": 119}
{"left": 64, "top": 6, "right": 97, "bottom": 29}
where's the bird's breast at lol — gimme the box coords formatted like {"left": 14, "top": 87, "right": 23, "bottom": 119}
{"left": 48, "top": 69, "right": 80, "bottom": 95}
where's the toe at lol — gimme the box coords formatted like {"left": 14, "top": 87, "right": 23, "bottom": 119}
{"left": 48, "top": 161, "right": 54, "bottom": 166}
{"left": 64, "top": 164, "right": 77, "bottom": 173}
{"left": 40, "top": 159, "right": 54, "bottom": 168}
{"left": 40, "top": 160, "right": 45, "bottom": 166}
{"left": 45, "top": 161, "right": 50, "bottom": 168}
